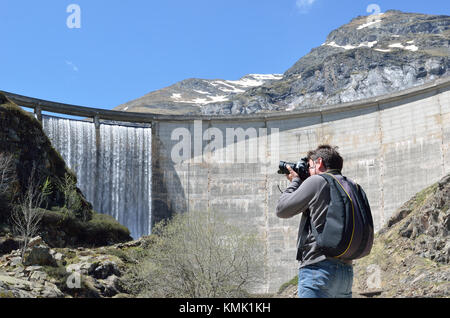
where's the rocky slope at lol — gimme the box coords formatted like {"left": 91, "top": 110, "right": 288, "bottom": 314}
{"left": 117, "top": 10, "right": 450, "bottom": 116}
{"left": 351, "top": 173, "right": 449, "bottom": 298}
{"left": 277, "top": 173, "right": 450, "bottom": 298}
{"left": 0, "top": 236, "right": 147, "bottom": 298}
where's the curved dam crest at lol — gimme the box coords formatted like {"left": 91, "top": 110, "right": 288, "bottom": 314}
{"left": 4, "top": 77, "right": 450, "bottom": 293}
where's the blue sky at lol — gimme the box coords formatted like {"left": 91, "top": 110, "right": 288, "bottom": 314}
{"left": 0, "top": 0, "right": 448, "bottom": 111}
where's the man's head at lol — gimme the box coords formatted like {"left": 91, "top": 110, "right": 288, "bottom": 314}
{"left": 307, "top": 145, "right": 343, "bottom": 175}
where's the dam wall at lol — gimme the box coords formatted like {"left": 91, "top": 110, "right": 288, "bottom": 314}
{"left": 151, "top": 79, "right": 450, "bottom": 293}
{"left": 3, "top": 77, "right": 450, "bottom": 293}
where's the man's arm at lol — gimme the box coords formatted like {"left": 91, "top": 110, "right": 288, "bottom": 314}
{"left": 276, "top": 175, "right": 322, "bottom": 219}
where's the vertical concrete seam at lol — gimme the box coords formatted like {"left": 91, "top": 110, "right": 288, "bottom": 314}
{"left": 376, "top": 101, "right": 385, "bottom": 228}
{"left": 320, "top": 110, "right": 324, "bottom": 142}
{"left": 437, "top": 88, "right": 446, "bottom": 176}
{"left": 94, "top": 114, "right": 101, "bottom": 215}
{"left": 150, "top": 121, "right": 160, "bottom": 227}
{"left": 149, "top": 121, "right": 154, "bottom": 234}
{"left": 187, "top": 121, "right": 191, "bottom": 213}
{"left": 263, "top": 118, "right": 270, "bottom": 293}
{"left": 207, "top": 120, "right": 211, "bottom": 213}
{"left": 34, "top": 103, "right": 42, "bottom": 123}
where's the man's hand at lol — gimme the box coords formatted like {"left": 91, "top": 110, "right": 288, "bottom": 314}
{"left": 286, "top": 165, "right": 299, "bottom": 182}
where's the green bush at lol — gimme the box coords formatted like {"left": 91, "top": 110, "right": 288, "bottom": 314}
{"left": 38, "top": 209, "right": 131, "bottom": 248}
{"left": 122, "top": 210, "right": 265, "bottom": 298}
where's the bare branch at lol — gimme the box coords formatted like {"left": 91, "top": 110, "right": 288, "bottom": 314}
{"left": 0, "top": 152, "right": 16, "bottom": 196}
{"left": 10, "top": 164, "right": 45, "bottom": 260}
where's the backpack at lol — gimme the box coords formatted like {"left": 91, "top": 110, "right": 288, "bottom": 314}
{"left": 297, "top": 172, "right": 374, "bottom": 261}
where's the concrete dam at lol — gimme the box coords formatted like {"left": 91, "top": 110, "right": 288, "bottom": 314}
{"left": 3, "top": 77, "right": 450, "bottom": 293}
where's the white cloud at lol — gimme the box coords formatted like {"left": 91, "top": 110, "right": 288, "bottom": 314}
{"left": 296, "top": 0, "right": 317, "bottom": 13}
{"left": 65, "top": 60, "right": 79, "bottom": 72}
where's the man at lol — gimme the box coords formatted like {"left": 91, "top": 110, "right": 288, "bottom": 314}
{"left": 276, "top": 145, "right": 353, "bottom": 298}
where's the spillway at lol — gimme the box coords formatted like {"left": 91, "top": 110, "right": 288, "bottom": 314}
{"left": 42, "top": 116, "right": 152, "bottom": 239}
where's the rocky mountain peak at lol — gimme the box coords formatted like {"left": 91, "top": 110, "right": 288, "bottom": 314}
{"left": 117, "top": 10, "right": 449, "bottom": 116}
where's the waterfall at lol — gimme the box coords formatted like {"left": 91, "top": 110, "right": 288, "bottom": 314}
{"left": 42, "top": 115, "right": 152, "bottom": 239}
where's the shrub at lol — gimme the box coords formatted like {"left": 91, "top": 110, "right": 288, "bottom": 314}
{"left": 122, "top": 210, "right": 265, "bottom": 298}
{"left": 38, "top": 209, "right": 132, "bottom": 248}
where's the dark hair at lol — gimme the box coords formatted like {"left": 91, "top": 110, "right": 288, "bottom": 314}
{"left": 307, "top": 145, "right": 343, "bottom": 171}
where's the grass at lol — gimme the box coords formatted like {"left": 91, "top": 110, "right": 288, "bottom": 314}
{"left": 277, "top": 275, "right": 298, "bottom": 295}
{"left": 37, "top": 208, "right": 131, "bottom": 248}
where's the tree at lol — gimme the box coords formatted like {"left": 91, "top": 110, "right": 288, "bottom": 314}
{"left": 0, "top": 152, "right": 16, "bottom": 197}
{"left": 0, "top": 152, "right": 17, "bottom": 224}
{"left": 124, "top": 210, "right": 266, "bottom": 298}
{"left": 57, "top": 173, "right": 86, "bottom": 220}
{"left": 10, "top": 164, "right": 50, "bottom": 260}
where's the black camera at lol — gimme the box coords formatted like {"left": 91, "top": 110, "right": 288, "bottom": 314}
{"left": 278, "top": 157, "right": 310, "bottom": 180}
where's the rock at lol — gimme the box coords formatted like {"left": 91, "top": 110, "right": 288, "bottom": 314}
{"left": 0, "top": 237, "right": 21, "bottom": 255}
{"left": 14, "top": 271, "right": 25, "bottom": 279}
{"left": 400, "top": 221, "right": 414, "bottom": 238}
{"left": 27, "top": 236, "right": 43, "bottom": 248}
{"left": 41, "top": 282, "right": 64, "bottom": 298}
{"left": 66, "top": 262, "right": 96, "bottom": 275}
{"left": 91, "top": 261, "right": 120, "bottom": 279}
{"left": 98, "top": 274, "right": 121, "bottom": 297}
{"left": 82, "top": 275, "right": 102, "bottom": 298}
{"left": 388, "top": 209, "right": 412, "bottom": 228}
{"left": 0, "top": 274, "right": 33, "bottom": 290}
{"left": 7, "top": 129, "right": 20, "bottom": 142}
{"left": 54, "top": 252, "right": 64, "bottom": 262}
{"left": 113, "top": 293, "right": 133, "bottom": 298}
{"left": 9, "top": 256, "right": 22, "bottom": 267}
{"left": 25, "top": 265, "right": 43, "bottom": 273}
{"left": 0, "top": 240, "right": 134, "bottom": 298}
{"left": 24, "top": 245, "right": 57, "bottom": 267}
{"left": 30, "top": 271, "right": 47, "bottom": 283}
{"left": 445, "top": 241, "right": 450, "bottom": 256}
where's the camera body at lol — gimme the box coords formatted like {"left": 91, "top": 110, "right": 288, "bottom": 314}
{"left": 278, "top": 157, "right": 310, "bottom": 180}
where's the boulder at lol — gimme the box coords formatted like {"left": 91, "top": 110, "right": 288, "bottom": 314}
{"left": 24, "top": 245, "right": 57, "bottom": 267}
{"left": 0, "top": 237, "right": 21, "bottom": 255}
{"left": 9, "top": 256, "right": 22, "bottom": 267}
{"left": 91, "top": 261, "right": 120, "bottom": 279}
{"left": 41, "top": 281, "right": 64, "bottom": 298}
{"left": 97, "top": 274, "right": 121, "bottom": 297}
{"left": 27, "top": 236, "right": 43, "bottom": 248}
{"left": 30, "top": 271, "right": 48, "bottom": 283}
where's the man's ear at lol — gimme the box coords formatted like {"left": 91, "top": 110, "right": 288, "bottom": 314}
{"left": 317, "top": 157, "right": 325, "bottom": 170}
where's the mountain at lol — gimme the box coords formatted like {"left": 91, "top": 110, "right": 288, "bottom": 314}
{"left": 114, "top": 74, "right": 283, "bottom": 115}
{"left": 116, "top": 10, "right": 450, "bottom": 116}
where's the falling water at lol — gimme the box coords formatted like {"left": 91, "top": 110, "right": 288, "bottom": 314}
{"left": 42, "top": 115, "right": 152, "bottom": 239}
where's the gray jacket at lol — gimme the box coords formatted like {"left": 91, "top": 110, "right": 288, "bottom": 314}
{"left": 276, "top": 174, "right": 352, "bottom": 268}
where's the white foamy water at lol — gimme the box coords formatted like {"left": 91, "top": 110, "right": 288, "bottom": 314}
{"left": 42, "top": 116, "right": 152, "bottom": 239}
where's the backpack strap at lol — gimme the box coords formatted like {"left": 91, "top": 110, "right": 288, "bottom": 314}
{"left": 296, "top": 209, "right": 310, "bottom": 261}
